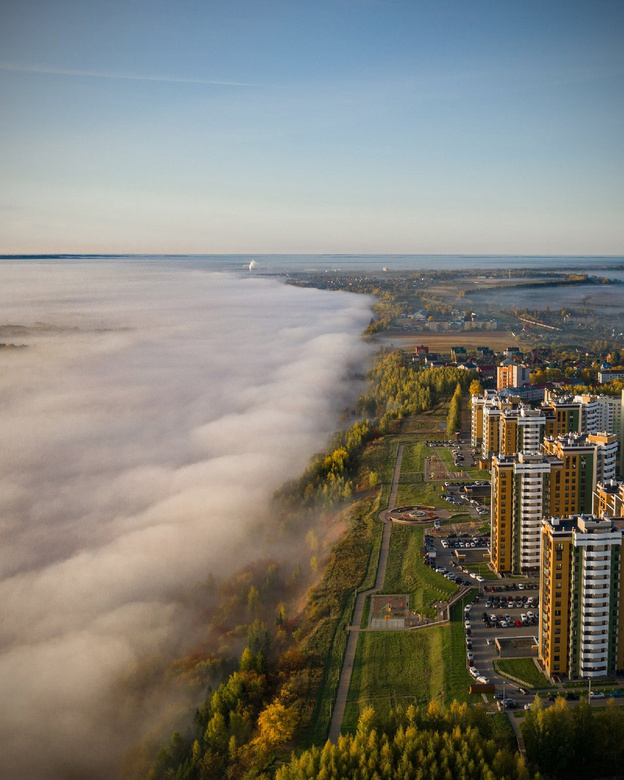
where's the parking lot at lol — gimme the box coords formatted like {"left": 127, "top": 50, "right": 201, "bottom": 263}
{"left": 425, "top": 437, "right": 479, "bottom": 469}
{"left": 424, "top": 530, "right": 541, "bottom": 695}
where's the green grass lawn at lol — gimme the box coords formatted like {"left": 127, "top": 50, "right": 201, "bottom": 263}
{"left": 466, "top": 467, "right": 492, "bottom": 480}
{"left": 360, "top": 596, "right": 371, "bottom": 629}
{"left": 342, "top": 592, "right": 481, "bottom": 732}
{"left": 494, "top": 658, "right": 549, "bottom": 689}
{"left": 360, "top": 436, "right": 399, "bottom": 511}
{"left": 400, "top": 441, "right": 427, "bottom": 473}
{"left": 395, "top": 480, "right": 447, "bottom": 508}
{"left": 462, "top": 562, "right": 498, "bottom": 580}
{"left": 447, "top": 595, "right": 482, "bottom": 702}
{"left": 342, "top": 628, "right": 448, "bottom": 730}
{"left": 381, "top": 525, "right": 458, "bottom": 616}
{"left": 437, "top": 447, "right": 457, "bottom": 471}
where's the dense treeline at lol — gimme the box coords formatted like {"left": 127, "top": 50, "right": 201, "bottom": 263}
{"left": 277, "top": 702, "right": 533, "bottom": 780}
{"left": 356, "top": 351, "right": 476, "bottom": 426}
{"left": 522, "top": 696, "right": 624, "bottom": 778}
{"left": 277, "top": 420, "right": 374, "bottom": 507}
{"left": 446, "top": 383, "right": 462, "bottom": 437}
{"left": 145, "top": 648, "right": 301, "bottom": 780}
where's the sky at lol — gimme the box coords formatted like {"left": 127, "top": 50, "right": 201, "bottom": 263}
{"left": 0, "top": 0, "right": 623, "bottom": 255}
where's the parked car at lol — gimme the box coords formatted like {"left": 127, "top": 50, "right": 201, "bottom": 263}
{"left": 589, "top": 691, "right": 606, "bottom": 699}
{"left": 608, "top": 690, "right": 623, "bottom": 698}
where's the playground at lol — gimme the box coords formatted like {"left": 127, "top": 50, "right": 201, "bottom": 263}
{"left": 368, "top": 593, "right": 432, "bottom": 629}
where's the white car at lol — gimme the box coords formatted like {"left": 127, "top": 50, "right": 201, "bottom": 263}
{"left": 469, "top": 667, "right": 480, "bottom": 678}
{"left": 527, "top": 611, "right": 534, "bottom": 619}
{"left": 477, "top": 675, "right": 489, "bottom": 684}
{"left": 464, "top": 621, "right": 471, "bottom": 630}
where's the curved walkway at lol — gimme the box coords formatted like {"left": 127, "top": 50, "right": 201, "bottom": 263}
{"left": 328, "top": 444, "right": 404, "bottom": 743}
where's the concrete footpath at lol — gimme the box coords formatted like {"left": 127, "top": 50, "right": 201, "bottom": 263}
{"left": 327, "top": 444, "right": 403, "bottom": 743}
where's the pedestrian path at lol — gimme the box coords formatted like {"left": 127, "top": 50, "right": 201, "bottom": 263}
{"left": 327, "top": 444, "right": 403, "bottom": 743}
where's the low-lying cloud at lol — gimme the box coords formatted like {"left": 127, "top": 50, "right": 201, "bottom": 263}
{"left": 0, "top": 260, "right": 373, "bottom": 779}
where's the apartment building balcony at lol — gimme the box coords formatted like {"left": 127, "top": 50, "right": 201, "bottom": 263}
{"left": 581, "top": 632, "right": 609, "bottom": 644}
{"left": 582, "top": 584, "right": 610, "bottom": 594}
{"left": 580, "top": 652, "right": 608, "bottom": 665}
{"left": 582, "top": 612, "right": 610, "bottom": 622}
{"left": 585, "top": 552, "right": 611, "bottom": 561}
{"left": 582, "top": 596, "right": 609, "bottom": 615}
{"left": 583, "top": 575, "right": 611, "bottom": 585}
{"left": 584, "top": 564, "right": 611, "bottom": 572}
{"left": 581, "top": 667, "right": 609, "bottom": 678}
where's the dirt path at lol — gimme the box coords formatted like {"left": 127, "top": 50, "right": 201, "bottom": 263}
{"left": 327, "top": 444, "right": 403, "bottom": 743}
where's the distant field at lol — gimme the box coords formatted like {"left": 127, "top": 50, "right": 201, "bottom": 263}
{"left": 376, "top": 330, "right": 518, "bottom": 351}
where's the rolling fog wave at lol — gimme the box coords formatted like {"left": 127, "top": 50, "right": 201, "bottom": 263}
{"left": 0, "top": 261, "right": 373, "bottom": 779}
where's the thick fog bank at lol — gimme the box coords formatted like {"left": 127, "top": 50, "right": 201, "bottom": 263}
{"left": 0, "top": 261, "right": 373, "bottom": 779}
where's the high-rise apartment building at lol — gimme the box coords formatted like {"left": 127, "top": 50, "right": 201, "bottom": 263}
{"left": 491, "top": 451, "right": 563, "bottom": 574}
{"left": 490, "top": 433, "right": 618, "bottom": 575}
{"left": 497, "top": 360, "right": 531, "bottom": 390}
{"left": 542, "top": 432, "right": 619, "bottom": 498}
{"left": 472, "top": 391, "right": 623, "bottom": 460}
{"left": 593, "top": 479, "right": 624, "bottom": 519}
{"left": 539, "top": 514, "right": 624, "bottom": 680}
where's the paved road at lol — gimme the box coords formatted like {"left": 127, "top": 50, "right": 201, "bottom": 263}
{"left": 327, "top": 444, "right": 403, "bottom": 743}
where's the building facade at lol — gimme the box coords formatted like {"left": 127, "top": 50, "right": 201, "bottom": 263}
{"left": 497, "top": 360, "right": 531, "bottom": 391}
{"left": 490, "top": 451, "right": 563, "bottom": 575}
{"left": 539, "top": 514, "right": 624, "bottom": 680}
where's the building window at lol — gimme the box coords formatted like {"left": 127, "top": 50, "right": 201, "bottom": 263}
{"left": 554, "top": 655, "right": 560, "bottom": 661}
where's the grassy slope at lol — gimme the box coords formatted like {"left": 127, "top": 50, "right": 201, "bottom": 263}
{"left": 494, "top": 658, "right": 550, "bottom": 689}
{"left": 380, "top": 524, "right": 458, "bottom": 616}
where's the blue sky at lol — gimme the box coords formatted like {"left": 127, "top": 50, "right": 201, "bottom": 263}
{"left": 1, "top": 0, "right": 623, "bottom": 254}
